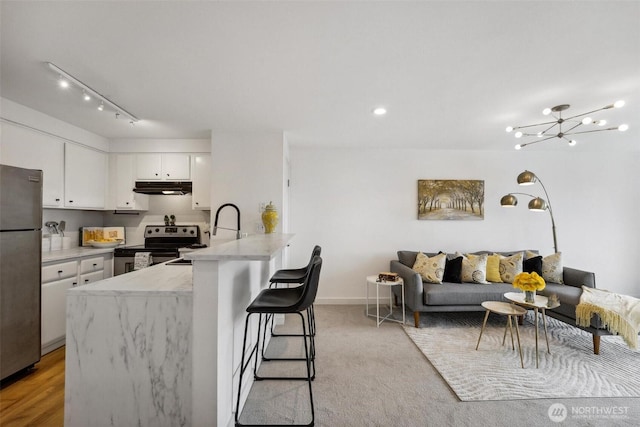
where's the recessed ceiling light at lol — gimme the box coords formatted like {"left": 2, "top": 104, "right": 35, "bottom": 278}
{"left": 372, "top": 107, "right": 387, "bottom": 116}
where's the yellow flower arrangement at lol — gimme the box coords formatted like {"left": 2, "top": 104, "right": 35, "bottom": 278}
{"left": 512, "top": 271, "right": 546, "bottom": 292}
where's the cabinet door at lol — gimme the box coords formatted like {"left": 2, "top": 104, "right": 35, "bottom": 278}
{"left": 136, "top": 154, "right": 162, "bottom": 180}
{"left": 64, "top": 144, "right": 107, "bottom": 209}
{"left": 0, "top": 122, "right": 64, "bottom": 207}
{"left": 162, "top": 154, "right": 190, "bottom": 180}
{"left": 115, "top": 155, "right": 135, "bottom": 208}
{"left": 41, "top": 277, "right": 77, "bottom": 348}
{"left": 191, "top": 155, "right": 211, "bottom": 209}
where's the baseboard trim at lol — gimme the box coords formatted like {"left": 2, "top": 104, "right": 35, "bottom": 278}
{"left": 315, "top": 297, "right": 367, "bottom": 305}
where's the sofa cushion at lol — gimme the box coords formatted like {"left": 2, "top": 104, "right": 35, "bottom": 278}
{"left": 498, "top": 252, "right": 523, "bottom": 283}
{"left": 460, "top": 253, "right": 488, "bottom": 284}
{"left": 543, "top": 252, "right": 564, "bottom": 284}
{"left": 423, "top": 282, "right": 515, "bottom": 305}
{"left": 412, "top": 252, "right": 446, "bottom": 283}
{"left": 524, "top": 256, "right": 543, "bottom": 275}
{"left": 486, "top": 254, "right": 502, "bottom": 282}
{"left": 443, "top": 256, "right": 463, "bottom": 283}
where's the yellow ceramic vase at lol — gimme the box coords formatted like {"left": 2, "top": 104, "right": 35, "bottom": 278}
{"left": 261, "top": 202, "right": 279, "bottom": 234}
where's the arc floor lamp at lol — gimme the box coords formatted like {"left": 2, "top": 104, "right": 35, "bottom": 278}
{"left": 500, "top": 170, "right": 558, "bottom": 253}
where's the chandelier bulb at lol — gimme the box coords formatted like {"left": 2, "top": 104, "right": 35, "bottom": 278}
{"left": 614, "top": 100, "right": 625, "bottom": 109}
{"left": 581, "top": 117, "right": 592, "bottom": 125}
{"left": 568, "top": 140, "right": 577, "bottom": 146}
{"left": 506, "top": 126, "right": 514, "bottom": 133}
{"left": 98, "top": 102, "right": 104, "bottom": 111}
{"left": 514, "top": 144, "right": 522, "bottom": 150}
{"left": 83, "top": 91, "right": 91, "bottom": 101}
{"left": 59, "top": 76, "right": 69, "bottom": 89}
{"left": 618, "top": 124, "right": 629, "bottom": 132}
{"left": 542, "top": 108, "right": 552, "bottom": 116}
{"left": 514, "top": 131, "right": 523, "bottom": 138}
{"left": 596, "top": 120, "right": 607, "bottom": 127}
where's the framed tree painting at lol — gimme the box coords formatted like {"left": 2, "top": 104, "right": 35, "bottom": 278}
{"left": 417, "top": 179, "right": 484, "bottom": 220}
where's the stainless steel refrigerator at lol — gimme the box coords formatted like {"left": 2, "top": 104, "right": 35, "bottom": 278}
{"left": 0, "top": 164, "right": 42, "bottom": 380}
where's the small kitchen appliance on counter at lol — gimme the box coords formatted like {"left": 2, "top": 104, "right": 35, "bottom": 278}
{"left": 113, "top": 225, "right": 204, "bottom": 275}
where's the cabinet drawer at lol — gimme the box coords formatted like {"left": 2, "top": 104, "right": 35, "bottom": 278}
{"left": 79, "top": 270, "right": 104, "bottom": 286}
{"left": 42, "top": 261, "right": 78, "bottom": 283}
{"left": 80, "top": 257, "right": 104, "bottom": 274}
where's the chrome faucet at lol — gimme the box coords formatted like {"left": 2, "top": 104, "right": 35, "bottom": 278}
{"left": 212, "top": 203, "right": 242, "bottom": 239}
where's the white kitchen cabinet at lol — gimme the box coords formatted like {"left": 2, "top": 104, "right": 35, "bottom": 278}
{"left": 191, "top": 154, "right": 211, "bottom": 210}
{"left": 41, "top": 277, "right": 77, "bottom": 353}
{"left": 64, "top": 144, "right": 107, "bottom": 209}
{"left": 0, "top": 121, "right": 65, "bottom": 207}
{"left": 136, "top": 153, "right": 190, "bottom": 180}
{"left": 112, "top": 154, "right": 149, "bottom": 210}
{"left": 41, "top": 253, "right": 111, "bottom": 355}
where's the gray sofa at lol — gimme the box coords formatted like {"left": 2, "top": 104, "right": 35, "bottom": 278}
{"left": 390, "top": 250, "right": 608, "bottom": 354}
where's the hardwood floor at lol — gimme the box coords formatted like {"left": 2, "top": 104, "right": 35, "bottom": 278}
{"left": 0, "top": 347, "right": 65, "bottom": 427}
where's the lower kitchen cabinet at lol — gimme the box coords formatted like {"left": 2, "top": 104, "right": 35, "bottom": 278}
{"left": 41, "top": 253, "right": 112, "bottom": 355}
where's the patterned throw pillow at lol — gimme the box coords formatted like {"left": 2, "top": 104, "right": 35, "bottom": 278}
{"left": 412, "top": 252, "right": 447, "bottom": 284}
{"left": 461, "top": 253, "right": 488, "bottom": 284}
{"left": 499, "top": 252, "right": 523, "bottom": 283}
{"left": 542, "top": 252, "right": 564, "bottom": 284}
{"left": 486, "top": 254, "right": 503, "bottom": 282}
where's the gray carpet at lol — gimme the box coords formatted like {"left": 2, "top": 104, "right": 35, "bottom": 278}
{"left": 403, "top": 311, "right": 640, "bottom": 401}
{"left": 237, "top": 305, "right": 640, "bottom": 426}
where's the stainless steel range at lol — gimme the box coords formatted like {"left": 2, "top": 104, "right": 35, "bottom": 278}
{"left": 113, "top": 225, "right": 204, "bottom": 275}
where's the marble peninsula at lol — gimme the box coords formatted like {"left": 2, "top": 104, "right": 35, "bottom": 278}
{"left": 64, "top": 233, "right": 294, "bottom": 427}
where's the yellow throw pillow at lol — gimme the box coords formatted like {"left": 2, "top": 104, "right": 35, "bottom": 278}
{"left": 486, "top": 254, "right": 503, "bottom": 282}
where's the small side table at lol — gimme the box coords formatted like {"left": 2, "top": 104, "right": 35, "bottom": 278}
{"left": 365, "top": 275, "right": 405, "bottom": 327}
{"left": 476, "top": 301, "right": 527, "bottom": 369}
{"left": 504, "top": 292, "right": 560, "bottom": 369}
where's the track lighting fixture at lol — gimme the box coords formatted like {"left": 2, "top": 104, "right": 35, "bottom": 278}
{"left": 506, "top": 101, "right": 628, "bottom": 149}
{"left": 47, "top": 62, "right": 139, "bottom": 123}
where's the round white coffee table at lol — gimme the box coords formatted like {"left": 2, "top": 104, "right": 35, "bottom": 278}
{"left": 504, "top": 292, "right": 560, "bottom": 368}
{"left": 365, "top": 275, "right": 405, "bottom": 327}
{"left": 476, "top": 301, "right": 527, "bottom": 369}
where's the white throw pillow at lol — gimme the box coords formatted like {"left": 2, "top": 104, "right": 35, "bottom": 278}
{"left": 461, "top": 253, "right": 488, "bottom": 284}
{"left": 412, "top": 252, "right": 447, "bottom": 284}
{"left": 499, "top": 252, "right": 523, "bottom": 284}
{"left": 542, "top": 252, "right": 564, "bottom": 284}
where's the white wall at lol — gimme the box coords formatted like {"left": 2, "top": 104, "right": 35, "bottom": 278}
{"left": 289, "top": 147, "right": 640, "bottom": 302}
{"left": 210, "top": 131, "right": 287, "bottom": 240}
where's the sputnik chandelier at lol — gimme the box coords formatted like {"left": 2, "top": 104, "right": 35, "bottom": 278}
{"left": 506, "top": 101, "right": 628, "bottom": 149}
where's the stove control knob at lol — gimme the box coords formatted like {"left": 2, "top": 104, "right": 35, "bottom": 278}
{"left": 147, "top": 229, "right": 152, "bottom": 234}
{"left": 183, "top": 228, "right": 187, "bottom": 233}
{"left": 155, "top": 228, "right": 160, "bottom": 233}
{"left": 190, "top": 230, "right": 195, "bottom": 234}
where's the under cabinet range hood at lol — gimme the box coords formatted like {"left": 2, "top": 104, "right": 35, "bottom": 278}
{"left": 133, "top": 181, "right": 192, "bottom": 195}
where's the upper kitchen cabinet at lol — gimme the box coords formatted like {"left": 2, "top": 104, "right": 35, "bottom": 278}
{"left": 136, "top": 153, "right": 190, "bottom": 180}
{"left": 191, "top": 155, "right": 211, "bottom": 210}
{"left": 110, "top": 154, "right": 149, "bottom": 210}
{"left": 64, "top": 144, "right": 107, "bottom": 209}
{"left": 0, "top": 122, "right": 65, "bottom": 207}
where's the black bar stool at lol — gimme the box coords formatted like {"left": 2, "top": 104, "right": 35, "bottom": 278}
{"left": 235, "top": 256, "right": 322, "bottom": 427}
{"left": 266, "top": 246, "right": 321, "bottom": 343}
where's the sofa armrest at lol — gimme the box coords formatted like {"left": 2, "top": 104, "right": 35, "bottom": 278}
{"left": 563, "top": 267, "right": 596, "bottom": 290}
{"left": 390, "top": 260, "right": 423, "bottom": 310}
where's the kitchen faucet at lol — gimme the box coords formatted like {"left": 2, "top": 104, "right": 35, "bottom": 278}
{"left": 212, "top": 203, "right": 242, "bottom": 239}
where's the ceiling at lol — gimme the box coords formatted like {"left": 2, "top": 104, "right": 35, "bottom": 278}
{"left": 1, "top": 1, "right": 639, "bottom": 151}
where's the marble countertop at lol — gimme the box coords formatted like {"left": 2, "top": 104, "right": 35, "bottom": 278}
{"left": 67, "top": 262, "right": 192, "bottom": 296}
{"left": 42, "top": 246, "right": 115, "bottom": 263}
{"left": 185, "top": 233, "right": 295, "bottom": 261}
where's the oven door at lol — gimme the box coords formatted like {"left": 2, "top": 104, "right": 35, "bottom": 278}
{"left": 113, "top": 255, "right": 179, "bottom": 276}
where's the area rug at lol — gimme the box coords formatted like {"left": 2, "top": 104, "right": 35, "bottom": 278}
{"left": 402, "top": 312, "right": 640, "bottom": 401}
